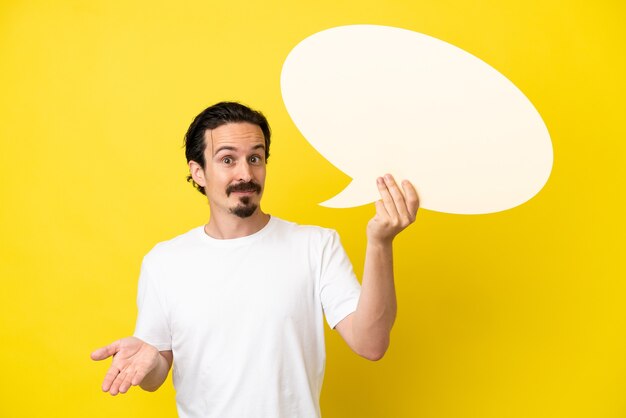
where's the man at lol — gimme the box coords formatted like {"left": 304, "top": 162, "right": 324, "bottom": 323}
{"left": 91, "top": 102, "right": 418, "bottom": 417}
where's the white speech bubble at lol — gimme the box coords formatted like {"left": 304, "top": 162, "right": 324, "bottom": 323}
{"left": 280, "top": 25, "right": 553, "bottom": 214}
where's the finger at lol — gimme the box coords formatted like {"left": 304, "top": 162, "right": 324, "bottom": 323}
{"left": 91, "top": 340, "right": 120, "bottom": 361}
{"left": 376, "top": 176, "right": 397, "bottom": 220}
{"left": 383, "top": 174, "right": 411, "bottom": 222}
{"left": 132, "top": 366, "right": 150, "bottom": 386}
{"left": 118, "top": 369, "right": 136, "bottom": 394}
{"left": 108, "top": 368, "right": 128, "bottom": 396}
{"left": 374, "top": 199, "right": 388, "bottom": 219}
{"left": 101, "top": 364, "right": 121, "bottom": 392}
{"left": 401, "top": 180, "right": 420, "bottom": 219}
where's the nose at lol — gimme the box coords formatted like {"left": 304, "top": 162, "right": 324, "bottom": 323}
{"left": 236, "top": 160, "right": 253, "bottom": 182}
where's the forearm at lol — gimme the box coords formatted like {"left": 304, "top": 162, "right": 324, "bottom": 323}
{"left": 336, "top": 175, "right": 417, "bottom": 360}
{"left": 139, "top": 351, "right": 172, "bottom": 392}
{"left": 351, "top": 239, "right": 397, "bottom": 359}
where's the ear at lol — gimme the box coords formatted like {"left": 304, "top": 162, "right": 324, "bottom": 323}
{"left": 189, "top": 160, "right": 207, "bottom": 188}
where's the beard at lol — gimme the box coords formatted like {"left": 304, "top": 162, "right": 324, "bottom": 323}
{"left": 226, "top": 181, "right": 261, "bottom": 218}
{"left": 229, "top": 196, "right": 258, "bottom": 218}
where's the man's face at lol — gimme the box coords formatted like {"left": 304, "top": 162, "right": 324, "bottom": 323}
{"left": 191, "top": 122, "right": 267, "bottom": 219}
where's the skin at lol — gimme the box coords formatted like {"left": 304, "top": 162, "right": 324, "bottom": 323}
{"left": 335, "top": 174, "right": 418, "bottom": 360}
{"left": 189, "top": 122, "right": 270, "bottom": 239}
{"left": 90, "top": 337, "right": 172, "bottom": 394}
{"left": 91, "top": 121, "right": 419, "bottom": 394}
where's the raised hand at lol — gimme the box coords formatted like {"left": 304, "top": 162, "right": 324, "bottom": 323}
{"left": 91, "top": 337, "right": 161, "bottom": 395}
{"left": 367, "top": 174, "right": 419, "bottom": 244}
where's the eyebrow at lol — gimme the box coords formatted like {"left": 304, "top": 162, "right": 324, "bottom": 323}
{"left": 213, "top": 144, "right": 266, "bottom": 156}
{"left": 213, "top": 145, "right": 236, "bottom": 156}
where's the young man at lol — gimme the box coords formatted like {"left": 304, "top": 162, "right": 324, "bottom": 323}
{"left": 91, "top": 102, "right": 419, "bottom": 417}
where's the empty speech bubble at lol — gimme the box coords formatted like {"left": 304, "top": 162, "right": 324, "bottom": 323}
{"left": 280, "top": 25, "right": 553, "bottom": 215}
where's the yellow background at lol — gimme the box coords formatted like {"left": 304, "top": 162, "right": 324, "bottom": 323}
{"left": 1, "top": 0, "right": 624, "bottom": 417}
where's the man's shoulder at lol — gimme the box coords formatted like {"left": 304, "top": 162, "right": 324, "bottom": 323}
{"left": 270, "top": 216, "right": 339, "bottom": 242}
{"left": 144, "top": 226, "right": 204, "bottom": 260}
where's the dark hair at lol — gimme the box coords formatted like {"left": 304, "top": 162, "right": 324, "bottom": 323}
{"left": 184, "top": 101, "right": 271, "bottom": 195}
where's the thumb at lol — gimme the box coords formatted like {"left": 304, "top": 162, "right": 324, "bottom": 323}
{"left": 90, "top": 340, "right": 120, "bottom": 361}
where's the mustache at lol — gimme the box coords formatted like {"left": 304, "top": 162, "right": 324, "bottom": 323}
{"left": 226, "top": 181, "right": 262, "bottom": 196}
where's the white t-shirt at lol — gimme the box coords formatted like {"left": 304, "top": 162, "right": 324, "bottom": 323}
{"left": 134, "top": 216, "right": 361, "bottom": 418}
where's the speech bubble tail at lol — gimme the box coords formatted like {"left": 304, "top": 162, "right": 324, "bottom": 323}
{"left": 319, "top": 178, "right": 379, "bottom": 208}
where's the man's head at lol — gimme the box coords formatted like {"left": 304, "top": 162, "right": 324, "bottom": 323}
{"left": 185, "top": 102, "right": 271, "bottom": 219}
{"left": 185, "top": 102, "right": 271, "bottom": 195}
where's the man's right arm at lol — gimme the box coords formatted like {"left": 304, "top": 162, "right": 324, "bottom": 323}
{"left": 91, "top": 337, "right": 172, "bottom": 395}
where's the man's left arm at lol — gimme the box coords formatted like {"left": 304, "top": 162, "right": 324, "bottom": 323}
{"left": 335, "top": 174, "right": 419, "bottom": 360}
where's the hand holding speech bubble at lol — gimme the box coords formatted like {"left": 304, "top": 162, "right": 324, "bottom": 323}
{"left": 280, "top": 25, "right": 553, "bottom": 215}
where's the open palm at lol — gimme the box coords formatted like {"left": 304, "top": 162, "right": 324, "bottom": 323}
{"left": 91, "top": 336, "right": 159, "bottom": 395}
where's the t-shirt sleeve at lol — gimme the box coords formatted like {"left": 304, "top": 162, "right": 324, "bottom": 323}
{"left": 133, "top": 257, "right": 172, "bottom": 351}
{"left": 319, "top": 230, "right": 361, "bottom": 329}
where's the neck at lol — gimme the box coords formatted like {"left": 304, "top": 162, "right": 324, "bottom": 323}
{"left": 204, "top": 208, "right": 270, "bottom": 239}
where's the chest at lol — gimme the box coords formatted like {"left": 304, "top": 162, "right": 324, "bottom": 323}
{"left": 161, "top": 247, "right": 320, "bottom": 338}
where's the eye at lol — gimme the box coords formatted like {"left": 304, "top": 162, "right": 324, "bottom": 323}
{"left": 222, "top": 156, "right": 233, "bottom": 165}
{"left": 249, "top": 155, "right": 262, "bottom": 164}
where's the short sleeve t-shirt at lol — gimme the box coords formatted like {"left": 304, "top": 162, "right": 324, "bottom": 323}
{"left": 134, "top": 217, "right": 361, "bottom": 418}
